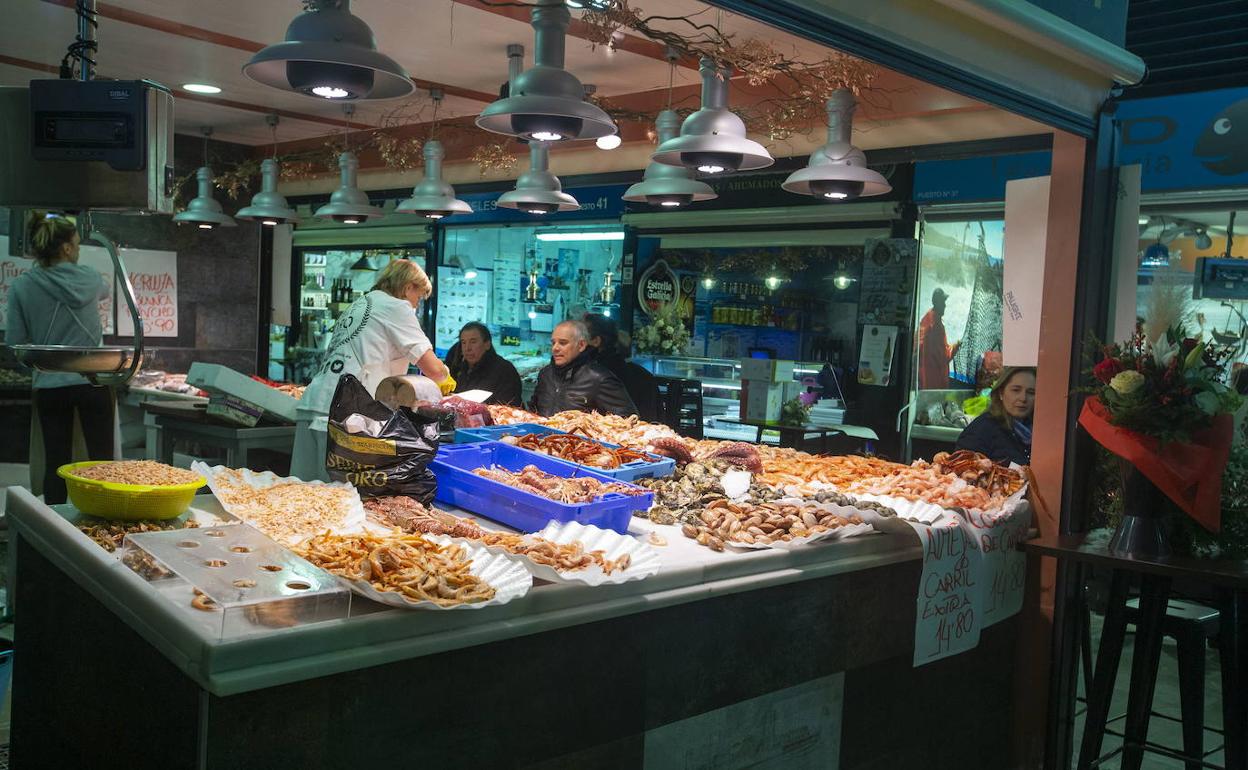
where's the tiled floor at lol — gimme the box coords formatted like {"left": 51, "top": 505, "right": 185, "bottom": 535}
{"left": 1073, "top": 613, "right": 1226, "bottom": 769}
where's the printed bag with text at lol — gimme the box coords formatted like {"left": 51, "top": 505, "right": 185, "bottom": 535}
{"left": 326, "top": 374, "right": 439, "bottom": 503}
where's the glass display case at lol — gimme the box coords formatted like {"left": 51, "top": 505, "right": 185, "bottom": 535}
{"left": 636, "top": 354, "right": 833, "bottom": 442}
{"left": 437, "top": 223, "right": 624, "bottom": 389}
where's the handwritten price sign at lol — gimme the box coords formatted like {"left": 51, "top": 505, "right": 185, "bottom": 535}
{"left": 913, "top": 517, "right": 982, "bottom": 664}
{"left": 115, "top": 249, "right": 178, "bottom": 338}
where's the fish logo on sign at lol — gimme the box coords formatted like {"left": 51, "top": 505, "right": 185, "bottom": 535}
{"left": 1195, "top": 99, "right": 1248, "bottom": 176}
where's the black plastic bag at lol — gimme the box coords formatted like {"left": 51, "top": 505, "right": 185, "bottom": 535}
{"left": 325, "top": 374, "right": 439, "bottom": 503}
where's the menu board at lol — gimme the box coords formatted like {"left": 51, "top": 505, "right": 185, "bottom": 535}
{"left": 0, "top": 235, "right": 115, "bottom": 335}
{"left": 116, "top": 248, "right": 178, "bottom": 338}
{"left": 858, "top": 238, "right": 917, "bottom": 327}
{"left": 435, "top": 265, "right": 493, "bottom": 350}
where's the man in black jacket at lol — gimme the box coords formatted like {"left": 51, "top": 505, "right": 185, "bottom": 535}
{"left": 530, "top": 320, "right": 637, "bottom": 417}
{"left": 450, "top": 322, "right": 523, "bottom": 406}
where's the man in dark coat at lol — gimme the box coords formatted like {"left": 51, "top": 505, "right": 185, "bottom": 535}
{"left": 450, "top": 322, "right": 523, "bottom": 406}
{"left": 530, "top": 320, "right": 637, "bottom": 417}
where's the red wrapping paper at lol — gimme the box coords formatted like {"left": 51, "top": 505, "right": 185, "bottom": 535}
{"left": 1078, "top": 398, "right": 1231, "bottom": 532}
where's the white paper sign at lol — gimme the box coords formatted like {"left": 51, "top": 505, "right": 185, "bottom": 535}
{"left": 963, "top": 502, "right": 1033, "bottom": 627}
{"left": 0, "top": 236, "right": 114, "bottom": 334}
{"left": 115, "top": 248, "right": 178, "bottom": 338}
{"left": 1002, "top": 176, "right": 1051, "bottom": 367}
{"left": 910, "top": 515, "right": 983, "bottom": 666}
{"left": 857, "top": 324, "right": 898, "bottom": 386}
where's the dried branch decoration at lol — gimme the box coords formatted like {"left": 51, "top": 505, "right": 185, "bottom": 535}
{"left": 471, "top": 142, "right": 519, "bottom": 176}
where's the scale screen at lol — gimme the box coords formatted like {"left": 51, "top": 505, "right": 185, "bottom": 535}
{"left": 1194, "top": 257, "right": 1248, "bottom": 300}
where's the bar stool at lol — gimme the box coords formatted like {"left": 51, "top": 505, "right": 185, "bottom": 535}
{"left": 1115, "top": 598, "right": 1221, "bottom": 770}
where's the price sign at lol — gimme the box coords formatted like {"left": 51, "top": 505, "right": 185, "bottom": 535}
{"left": 910, "top": 515, "right": 983, "bottom": 666}
{"left": 115, "top": 248, "right": 178, "bottom": 338}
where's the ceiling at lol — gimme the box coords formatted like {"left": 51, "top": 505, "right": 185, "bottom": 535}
{"left": 0, "top": 0, "right": 1049, "bottom": 183}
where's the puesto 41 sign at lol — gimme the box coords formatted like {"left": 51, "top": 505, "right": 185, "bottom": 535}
{"left": 1118, "top": 86, "right": 1248, "bottom": 192}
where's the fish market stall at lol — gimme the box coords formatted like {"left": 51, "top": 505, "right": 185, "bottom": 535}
{"left": 7, "top": 410, "right": 1030, "bottom": 769}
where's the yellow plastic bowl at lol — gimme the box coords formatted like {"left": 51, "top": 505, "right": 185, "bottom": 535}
{"left": 58, "top": 461, "right": 207, "bottom": 520}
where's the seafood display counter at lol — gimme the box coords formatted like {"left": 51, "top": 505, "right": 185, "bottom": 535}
{"left": 7, "top": 483, "right": 1021, "bottom": 769}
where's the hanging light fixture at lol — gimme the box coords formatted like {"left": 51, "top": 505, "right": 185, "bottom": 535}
{"left": 782, "top": 89, "right": 891, "bottom": 201}
{"left": 625, "top": 111, "right": 718, "bottom": 208}
{"left": 476, "top": 0, "right": 616, "bottom": 142}
{"left": 498, "top": 141, "right": 579, "bottom": 215}
{"left": 625, "top": 49, "right": 718, "bottom": 208}
{"left": 316, "top": 106, "right": 383, "bottom": 224}
{"left": 395, "top": 90, "right": 472, "bottom": 220}
{"left": 174, "top": 127, "right": 236, "bottom": 230}
{"left": 651, "top": 57, "right": 773, "bottom": 175}
{"left": 237, "top": 115, "right": 300, "bottom": 226}
{"left": 243, "top": 0, "right": 414, "bottom": 101}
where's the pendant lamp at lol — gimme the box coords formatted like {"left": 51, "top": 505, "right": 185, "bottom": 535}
{"left": 395, "top": 91, "right": 471, "bottom": 220}
{"left": 315, "top": 152, "right": 383, "bottom": 224}
{"left": 497, "top": 141, "right": 578, "bottom": 215}
{"left": 651, "top": 58, "right": 773, "bottom": 175}
{"left": 782, "top": 89, "right": 891, "bottom": 201}
{"left": 237, "top": 116, "right": 300, "bottom": 226}
{"left": 243, "top": 0, "right": 413, "bottom": 101}
{"left": 624, "top": 110, "right": 717, "bottom": 208}
{"left": 476, "top": 0, "right": 616, "bottom": 142}
{"left": 174, "top": 127, "right": 236, "bottom": 230}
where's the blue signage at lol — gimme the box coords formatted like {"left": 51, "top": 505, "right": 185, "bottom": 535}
{"left": 450, "top": 183, "right": 629, "bottom": 224}
{"left": 912, "top": 151, "right": 1052, "bottom": 203}
{"left": 1118, "top": 87, "right": 1248, "bottom": 193}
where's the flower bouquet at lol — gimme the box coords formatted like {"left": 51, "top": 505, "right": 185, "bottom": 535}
{"left": 1080, "top": 323, "right": 1240, "bottom": 555}
{"left": 633, "top": 303, "right": 691, "bottom": 356}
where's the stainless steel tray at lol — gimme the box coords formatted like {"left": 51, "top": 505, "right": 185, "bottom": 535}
{"left": 11, "top": 344, "right": 139, "bottom": 374}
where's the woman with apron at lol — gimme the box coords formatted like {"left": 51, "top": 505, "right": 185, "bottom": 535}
{"left": 291, "top": 259, "right": 454, "bottom": 481}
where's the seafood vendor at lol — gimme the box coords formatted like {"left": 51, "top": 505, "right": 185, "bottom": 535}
{"left": 449, "top": 322, "right": 522, "bottom": 406}
{"left": 292, "top": 259, "right": 455, "bottom": 481}
{"left": 6, "top": 212, "right": 115, "bottom": 504}
{"left": 956, "top": 366, "right": 1035, "bottom": 465}
{"left": 531, "top": 320, "right": 638, "bottom": 417}
{"left": 918, "top": 287, "right": 961, "bottom": 389}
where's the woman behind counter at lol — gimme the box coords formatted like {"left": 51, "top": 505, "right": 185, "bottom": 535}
{"left": 956, "top": 366, "right": 1035, "bottom": 466}
{"left": 292, "top": 259, "right": 454, "bottom": 481}
{"left": 6, "top": 212, "right": 114, "bottom": 504}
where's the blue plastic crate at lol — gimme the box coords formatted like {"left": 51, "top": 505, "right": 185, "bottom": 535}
{"left": 430, "top": 441, "right": 653, "bottom": 534}
{"left": 453, "top": 423, "right": 564, "bottom": 444}
{"left": 455, "top": 424, "right": 676, "bottom": 482}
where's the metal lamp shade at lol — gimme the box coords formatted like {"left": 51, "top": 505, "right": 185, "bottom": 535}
{"left": 782, "top": 90, "right": 891, "bottom": 201}
{"left": 624, "top": 110, "right": 717, "bottom": 207}
{"left": 476, "top": 1, "right": 615, "bottom": 141}
{"left": 243, "top": 1, "right": 413, "bottom": 101}
{"left": 315, "top": 152, "right": 384, "bottom": 224}
{"left": 651, "top": 58, "right": 773, "bottom": 174}
{"left": 497, "top": 142, "right": 579, "bottom": 214}
{"left": 237, "top": 158, "right": 300, "bottom": 225}
{"left": 395, "top": 140, "right": 472, "bottom": 219}
{"left": 173, "top": 167, "right": 236, "bottom": 229}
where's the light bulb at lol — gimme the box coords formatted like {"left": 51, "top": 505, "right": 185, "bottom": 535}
{"left": 526, "top": 208, "right": 546, "bottom": 215}
{"left": 198, "top": 223, "right": 213, "bottom": 230}
{"left": 531, "top": 131, "right": 563, "bottom": 142}
{"left": 765, "top": 275, "right": 781, "bottom": 290}
{"left": 702, "top": 276, "right": 715, "bottom": 290}
{"left": 833, "top": 275, "right": 852, "bottom": 290}
{"left": 312, "top": 85, "right": 351, "bottom": 99}
{"left": 425, "top": 213, "right": 445, "bottom": 220}
{"left": 661, "top": 201, "right": 682, "bottom": 207}
{"left": 262, "top": 219, "right": 278, "bottom": 227}
{"left": 596, "top": 134, "right": 621, "bottom": 150}
{"left": 463, "top": 270, "right": 478, "bottom": 280}
{"left": 342, "top": 217, "right": 361, "bottom": 224}
{"left": 603, "top": 308, "right": 611, "bottom": 317}
{"left": 823, "top": 192, "right": 849, "bottom": 200}
{"left": 1138, "top": 215, "right": 1150, "bottom": 226}
{"left": 528, "top": 309, "right": 537, "bottom": 320}
{"left": 698, "top": 164, "right": 726, "bottom": 174}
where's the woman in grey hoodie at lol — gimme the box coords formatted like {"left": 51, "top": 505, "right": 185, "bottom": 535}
{"left": 6, "top": 212, "right": 114, "bottom": 504}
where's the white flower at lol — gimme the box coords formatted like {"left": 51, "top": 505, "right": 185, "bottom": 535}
{"left": 1109, "top": 370, "right": 1145, "bottom": 396}
{"left": 1152, "top": 336, "right": 1178, "bottom": 367}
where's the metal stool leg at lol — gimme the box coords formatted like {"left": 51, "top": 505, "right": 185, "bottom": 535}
{"left": 1221, "top": 587, "right": 1247, "bottom": 770}
{"left": 1121, "top": 573, "right": 1172, "bottom": 770}
{"left": 1175, "top": 626, "right": 1206, "bottom": 770}
{"left": 1079, "top": 569, "right": 1131, "bottom": 770}
{"left": 1081, "top": 588, "right": 1095, "bottom": 698}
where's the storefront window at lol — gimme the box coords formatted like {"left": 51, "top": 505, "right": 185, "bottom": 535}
{"left": 437, "top": 223, "right": 623, "bottom": 381}
{"left": 1138, "top": 208, "right": 1247, "bottom": 369}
